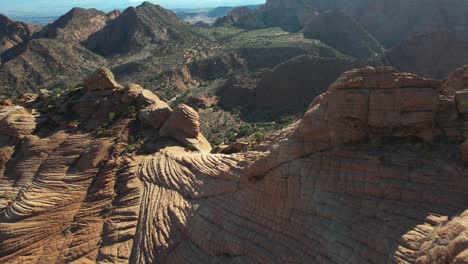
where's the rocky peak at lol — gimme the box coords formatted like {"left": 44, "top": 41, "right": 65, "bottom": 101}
{"left": 33, "top": 7, "right": 116, "bottom": 42}
{"left": 106, "top": 10, "right": 121, "bottom": 20}
{"left": 83, "top": 2, "right": 194, "bottom": 56}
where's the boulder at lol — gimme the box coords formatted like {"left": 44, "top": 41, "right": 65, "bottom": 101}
{"left": 160, "top": 104, "right": 212, "bottom": 152}
{"left": 0, "top": 106, "right": 36, "bottom": 140}
{"left": 121, "top": 83, "right": 143, "bottom": 104}
{"left": 220, "top": 141, "right": 249, "bottom": 154}
{"left": 83, "top": 67, "right": 122, "bottom": 91}
{"left": 442, "top": 64, "right": 468, "bottom": 96}
{"left": 186, "top": 96, "right": 217, "bottom": 110}
{"left": 139, "top": 102, "right": 172, "bottom": 129}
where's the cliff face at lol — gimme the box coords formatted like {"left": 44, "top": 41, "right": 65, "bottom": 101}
{"left": 0, "top": 66, "right": 467, "bottom": 263}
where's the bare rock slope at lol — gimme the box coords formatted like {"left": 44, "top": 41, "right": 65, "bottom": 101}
{"left": 0, "top": 14, "right": 40, "bottom": 55}
{"left": 0, "top": 66, "right": 468, "bottom": 263}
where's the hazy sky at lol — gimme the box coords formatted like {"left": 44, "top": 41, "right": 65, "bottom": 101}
{"left": 0, "top": 0, "right": 266, "bottom": 16}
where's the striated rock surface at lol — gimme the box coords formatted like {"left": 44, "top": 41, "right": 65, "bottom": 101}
{"left": 160, "top": 104, "right": 212, "bottom": 152}
{"left": 0, "top": 67, "right": 467, "bottom": 264}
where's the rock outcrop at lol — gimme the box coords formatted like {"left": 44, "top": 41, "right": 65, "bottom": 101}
{"left": 160, "top": 104, "right": 212, "bottom": 152}
{"left": 0, "top": 67, "right": 467, "bottom": 264}
{"left": 83, "top": 67, "right": 123, "bottom": 91}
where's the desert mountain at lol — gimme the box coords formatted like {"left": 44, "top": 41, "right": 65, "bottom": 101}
{"left": 33, "top": 8, "right": 120, "bottom": 42}
{"left": 303, "top": 10, "right": 384, "bottom": 58}
{"left": 381, "top": 31, "right": 468, "bottom": 79}
{"left": 0, "top": 7, "right": 118, "bottom": 98}
{"left": 83, "top": 2, "right": 205, "bottom": 57}
{"left": 0, "top": 14, "right": 40, "bottom": 54}
{"left": 0, "top": 66, "right": 467, "bottom": 263}
{"left": 224, "top": 0, "right": 468, "bottom": 49}
{"left": 222, "top": 0, "right": 319, "bottom": 32}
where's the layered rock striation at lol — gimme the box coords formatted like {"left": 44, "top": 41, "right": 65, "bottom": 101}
{"left": 0, "top": 67, "right": 467, "bottom": 264}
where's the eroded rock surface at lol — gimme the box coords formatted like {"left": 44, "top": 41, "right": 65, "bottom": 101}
{"left": 0, "top": 67, "right": 467, "bottom": 264}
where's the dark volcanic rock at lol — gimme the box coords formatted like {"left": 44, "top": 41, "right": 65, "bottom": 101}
{"left": 381, "top": 31, "right": 468, "bottom": 79}
{"left": 83, "top": 2, "right": 201, "bottom": 56}
{"left": 303, "top": 10, "right": 384, "bottom": 58}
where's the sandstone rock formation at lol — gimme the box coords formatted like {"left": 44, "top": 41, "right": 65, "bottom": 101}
{"left": 0, "top": 67, "right": 467, "bottom": 264}
{"left": 83, "top": 67, "right": 123, "bottom": 91}
{"left": 160, "top": 104, "right": 212, "bottom": 152}
{"left": 443, "top": 65, "right": 468, "bottom": 96}
{"left": 139, "top": 99, "right": 172, "bottom": 129}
